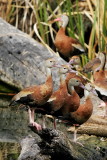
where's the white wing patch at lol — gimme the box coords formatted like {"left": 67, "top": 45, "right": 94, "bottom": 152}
{"left": 15, "top": 91, "right": 34, "bottom": 101}
{"left": 47, "top": 97, "right": 56, "bottom": 102}
{"left": 72, "top": 43, "right": 85, "bottom": 52}
{"left": 95, "top": 85, "right": 107, "bottom": 96}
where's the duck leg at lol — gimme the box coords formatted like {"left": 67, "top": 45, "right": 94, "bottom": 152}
{"left": 42, "top": 115, "right": 46, "bottom": 129}
{"left": 98, "top": 101, "right": 107, "bottom": 118}
{"left": 73, "top": 125, "right": 78, "bottom": 142}
{"left": 28, "top": 108, "right": 42, "bottom": 131}
{"left": 53, "top": 117, "right": 57, "bottom": 129}
{"left": 104, "top": 102, "right": 107, "bottom": 118}
{"left": 98, "top": 101, "right": 106, "bottom": 108}
{"left": 73, "top": 125, "right": 83, "bottom": 146}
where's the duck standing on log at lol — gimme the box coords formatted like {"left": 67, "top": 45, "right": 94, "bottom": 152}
{"left": 61, "top": 82, "right": 96, "bottom": 142}
{"left": 54, "top": 15, "right": 85, "bottom": 61}
{"left": 9, "top": 58, "right": 56, "bottom": 131}
{"left": 53, "top": 78, "right": 86, "bottom": 119}
{"left": 41, "top": 64, "right": 73, "bottom": 129}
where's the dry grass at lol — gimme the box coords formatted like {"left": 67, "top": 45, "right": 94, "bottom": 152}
{"left": 0, "top": 0, "right": 107, "bottom": 63}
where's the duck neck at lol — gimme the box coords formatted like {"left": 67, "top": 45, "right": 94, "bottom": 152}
{"left": 84, "top": 89, "right": 90, "bottom": 99}
{"left": 68, "top": 85, "right": 75, "bottom": 95}
{"left": 46, "top": 67, "right": 52, "bottom": 77}
{"left": 57, "top": 27, "right": 65, "bottom": 35}
{"left": 60, "top": 74, "right": 66, "bottom": 87}
{"left": 99, "top": 53, "right": 106, "bottom": 71}
{"left": 45, "top": 67, "right": 53, "bottom": 85}
{"left": 62, "top": 20, "right": 68, "bottom": 28}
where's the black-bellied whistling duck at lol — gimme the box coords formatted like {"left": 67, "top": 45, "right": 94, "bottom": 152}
{"left": 61, "top": 83, "right": 95, "bottom": 142}
{"left": 47, "top": 65, "right": 72, "bottom": 112}
{"left": 9, "top": 58, "right": 56, "bottom": 131}
{"left": 69, "top": 56, "right": 82, "bottom": 71}
{"left": 41, "top": 64, "right": 72, "bottom": 128}
{"left": 53, "top": 78, "right": 85, "bottom": 118}
{"left": 93, "top": 52, "right": 105, "bottom": 80}
{"left": 93, "top": 52, "right": 107, "bottom": 117}
{"left": 63, "top": 78, "right": 86, "bottom": 112}
{"left": 66, "top": 69, "right": 87, "bottom": 98}
{"left": 54, "top": 15, "right": 85, "bottom": 61}
{"left": 83, "top": 53, "right": 107, "bottom": 73}
{"left": 83, "top": 57, "right": 101, "bottom": 73}
{"left": 93, "top": 52, "right": 107, "bottom": 79}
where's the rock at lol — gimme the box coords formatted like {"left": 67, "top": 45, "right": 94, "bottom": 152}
{"left": 18, "top": 128, "right": 107, "bottom": 160}
{"left": 18, "top": 136, "right": 44, "bottom": 160}
{"left": 0, "top": 17, "right": 65, "bottom": 90}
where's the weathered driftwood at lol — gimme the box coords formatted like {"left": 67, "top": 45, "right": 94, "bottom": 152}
{"left": 68, "top": 123, "right": 107, "bottom": 137}
{"left": 88, "top": 115, "right": 107, "bottom": 126}
{"left": 67, "top": 115, "right": 107, "bottom": 137}
{"left": 18, "top": 127, "right": 107, "bottom": 160}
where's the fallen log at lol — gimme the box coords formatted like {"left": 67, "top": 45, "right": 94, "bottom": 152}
{"left": 68, "top": 123, "right": 107, "bottom": 137}
{"left": 45, "top": 114, "right": 107, "bottom": 137}
{"left": 67, "top": 115, "right": 107, "bottom": 137}
{"left": 88, "top": 115, "right": 107, "bottom": 126}
{"left": 18, "top": 126, "right": 107, "bottom": 160}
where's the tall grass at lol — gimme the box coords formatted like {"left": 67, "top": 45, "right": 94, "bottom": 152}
{"left": 87, "top": 0, "right": 107, "bottom": 58}
{"left": 0, "top": 0, "right": 107, "bottom": 63}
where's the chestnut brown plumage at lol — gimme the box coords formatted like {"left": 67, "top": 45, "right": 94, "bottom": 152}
{"left": 93, "top": 52, "right": 107, "bottom": 80}
{"left": 69, "top": 56, "right": 81, "bottom": 65}
{"left": 83, "top": 57, "right": 101, "bottom": 73}
{"left": 61, "top": 83, "right": 94, "bottom": 142}
{"left": 49, "top": 65, "right": 69, "bottom": 112}
{"left": 53, "top": 78, "right": 85, "bottom": 119}
{"left": 61, "top": 78, "right": 81, "bottom": 113}
{"left": 54, "top": 15, "right": 85, "bottom": 61}
{"left": 9, "top": 58, "right": 56, "bottom": 130}
{"left": 41, "top": 64, "right": 72, "bottom": 128}
{"left": 66, "top": 71, "right": 87, "bottom": 98}
{"left": 83, "top": 53, "right": 107, "bottom": 73}
{"left": 93, "top": 52, "right": 107, "bottom": 117}
{"left": 69, "top": 56, "right": 82, "bottom": 71}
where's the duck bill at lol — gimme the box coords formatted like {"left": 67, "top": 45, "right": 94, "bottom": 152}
{"left": 67, "top": 63, "right": 74, "bottom": 69}
{"left": 53, "top": 64, "right": 61, "bottom": 68}
{"left": 68, "top": 59, "right": 74, "bottom": 64}
{"left": 69, "top": 69, "right": 78, "bottom": 74}
{"left": 53, "top": 17, "right": 61, "bottom": 22}
{"left": 79, "top": 83, "right": 86, "bottom": 89}
{"left": 91, "top": 89, "right": 98, "bottom": 96}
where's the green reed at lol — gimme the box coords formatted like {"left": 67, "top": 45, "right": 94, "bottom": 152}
{"left": 1, "top": 0, "right": 107, "bottom": 64}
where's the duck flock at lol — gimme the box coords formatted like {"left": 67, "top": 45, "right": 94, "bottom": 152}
{"left": 9, "top": 15, "right": 107, "bottom": 142}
